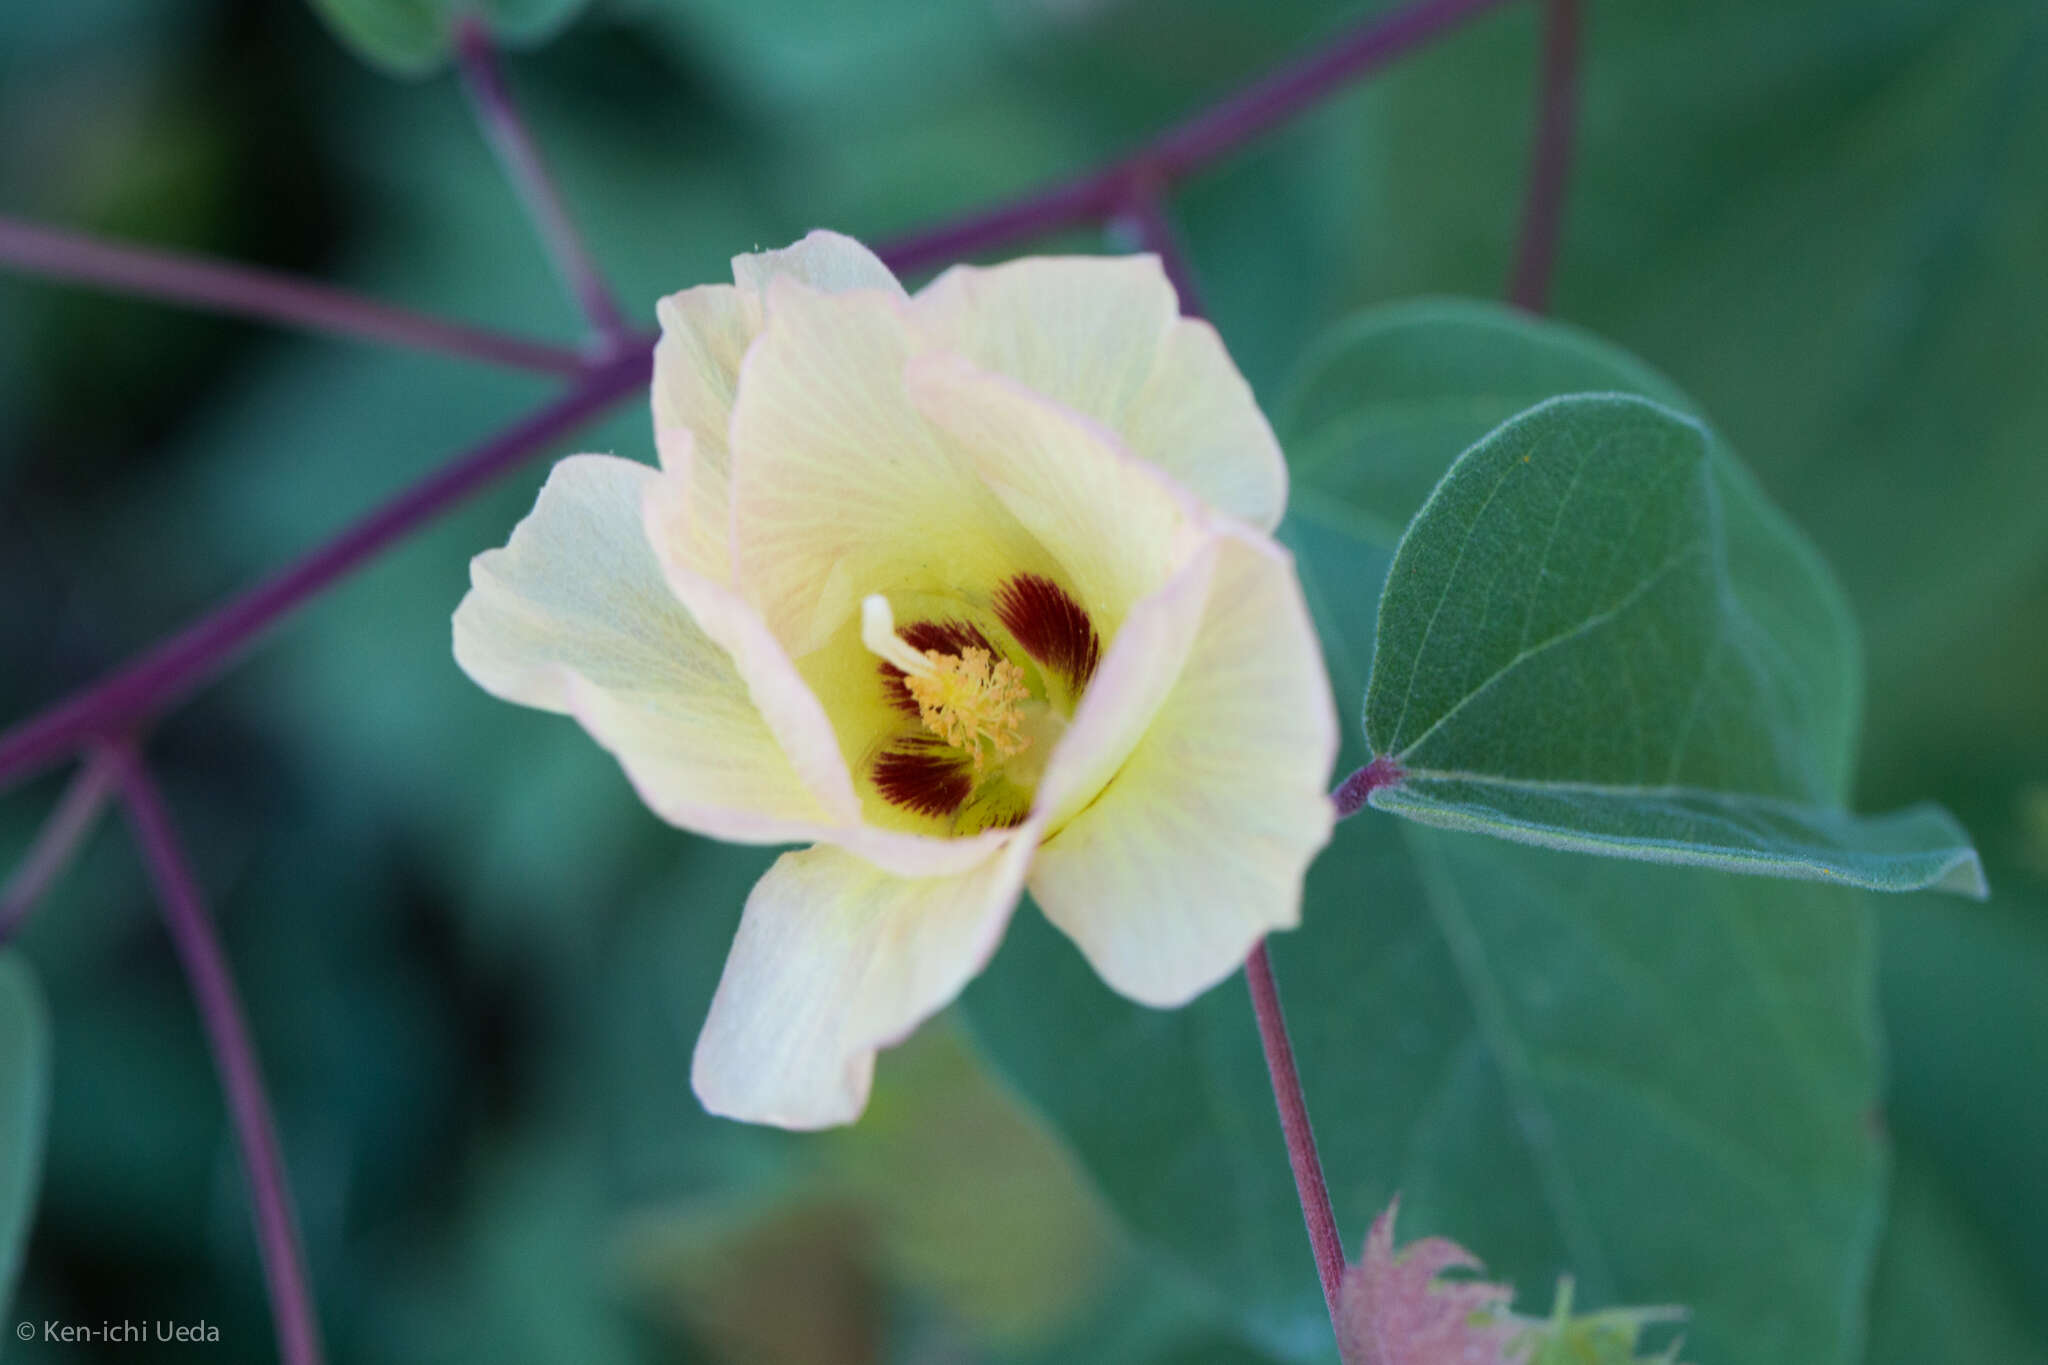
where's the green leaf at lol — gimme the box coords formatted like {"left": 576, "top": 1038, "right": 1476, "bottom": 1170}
{"left": 966, "top": 822, "right": 1886, "bottom": 1365}
{"left": 963, "top": 299, "right": 1899, "bottom": 1364}
{"left": 1273, "top": 0, "right": 2048, "bottom": 814}
{"left": 1281, "top": 299, "right": 1695, "bottom": 550}
{"left": 305, "top": 0, "right": 592, "bottom": 77}
{"left": 1, "top": 951, "right": 51, "bottom": 1318}
{"left": 1360, "top": 392, "right": 1982, "bottom": 895}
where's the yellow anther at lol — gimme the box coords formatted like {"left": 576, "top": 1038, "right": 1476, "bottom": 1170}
{"left": 905, "top": 648, "right": 1029, "bottom": 773}
{"left": 862, "top": 595, "right": 1031, "bottom": 772}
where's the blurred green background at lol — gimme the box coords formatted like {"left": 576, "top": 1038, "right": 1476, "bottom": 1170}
{"left": 2, "top": 1, "right": 2044, "bottom": 1361}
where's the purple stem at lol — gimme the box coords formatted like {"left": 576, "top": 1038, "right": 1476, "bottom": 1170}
{"left": 876, "top": 0, "right": 1520, "bottom": 275}
{"left": 0, "top": 0, "right": 1515, "bottom": 794}
{"left": 0, "top": 214, "right": 586, "bottom": 378}
{"left": 0, "top": 343, "right": 654, "bottom": 793}
{"left": 110, "top": 743, "right": 325, "bottom": 1365}
{"left": 878, "top": 169, "right": 1126, "bottom": 277}
{"left": 1507, "top": 0, "right": 1581, "bottom": 312}
{"left": 454, "top": 18, "right": 635, "bottom": 350}
{"left": 1333, "top": 754, "right": 1407, "bottom": 819}
{"left": 1245, "top": 942, "right": 1346, "bottom": 1325}
{"left": 0, "top": 753, "right": 115, "bottom": 942}
{"left": 1151, "top": 0, "right": 1520, "bottom": 175}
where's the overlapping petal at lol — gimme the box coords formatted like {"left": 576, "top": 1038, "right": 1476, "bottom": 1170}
{"left": 1028, "top": 537, "right": 1220, "bottom": 833}
{"left": 452, "top": 455, "right": 836, "bottom": 841}
{"left": 903, "top": 353, "right": 1204, "bottom": 634}
{"left": 692, "top": 821, "right": 1042, "bottom": 1128}
{"left": 460, "top": 232, "right": 1338, "bottom": 1130}
{"left": 1028, "top": 528, "right": 1338, "bottom": 1006}
{"left": 910, "top": 255, "right": 1287, "bottom": 530}
{"left": 644, "top": 439, "right": 1028, "bottom": 879}
{"left": 652, "top": 230, "right": 904, "bottom": 580}
{"left": 727, "top": 276, "right": 1056, "bottom": 658}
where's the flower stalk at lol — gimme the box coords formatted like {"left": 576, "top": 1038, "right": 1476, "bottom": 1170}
{"left": 1245, "top": 941, "right": 1347, "bottom": 1325}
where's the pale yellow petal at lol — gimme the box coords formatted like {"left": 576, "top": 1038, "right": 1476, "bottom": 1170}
{"left": 1029, "top": 536, "right": 1220, "bottom": 830}
{"left": 727, "top": 276, "right": 1048, "bottom": 657}
{"left": 1028, "top": 528, "right": 1338, "bottom": 1006}
{"left": 904, "top": 353, "right": 1203, "bottom": 635}
{"left": 651, "top": 231, "right": 910, "bottom": 582}
{"left": 652, "top": 284, "right": 752, "bottom": 581}
{"left": 644, "top": 456, "right": 864, "bottom": 826}
{"left": 452, "top": 455, "right": 835, "bottom": 841}
{"left": 1124, "top": 317, "right": 1288, "bottom": 531}
{"left": 910, "top": 255, "right": 1176, "bottom": 430}
{"left": 732, "top": 229, "right": 905, "bottom": 303}
{"left": 652, "top": 283, "right": 755, "bottom": 466}
{"left": 693, "top": 824, "right": 1041, "bottom": 1128}
{"left": 910, "top": 255, "right": 1286, "bottom": 528}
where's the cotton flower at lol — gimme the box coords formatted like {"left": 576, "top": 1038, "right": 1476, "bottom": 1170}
{"left": 453, "top": 231, "right": 1337, "bottom": 1128}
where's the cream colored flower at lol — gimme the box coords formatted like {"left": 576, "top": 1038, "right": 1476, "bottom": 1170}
{"left": 454, "top": 231, "right": 1337, "bottom": 1129}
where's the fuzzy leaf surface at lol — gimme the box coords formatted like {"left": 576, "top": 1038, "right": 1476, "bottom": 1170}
{"left": 1362, "top": 393, "right": 1981, "bottom": 895}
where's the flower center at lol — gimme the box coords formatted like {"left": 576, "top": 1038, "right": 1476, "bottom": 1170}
{"left": 862, "top": 596, "right": 1029, "bottom": 772}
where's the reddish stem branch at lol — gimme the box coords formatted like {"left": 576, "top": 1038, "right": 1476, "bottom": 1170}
{"left": 1507, "top": 0, "right": 1581, "bottom": 312}
{"left": 1151, "top": 0, "right": 1520, "bottom": 175}
{"left": 0, "top": 12, "right": 1583, "bottom": 1357}
{"left": 0, "top": 753, "right": 115, "bottom": 942}
{"left": 0, "top": 343, "right": 654, "bottom": 793}
{"left": 1245, "top": 942, "right": 1347, "bottom": 1325}
{"left": 877, "top": 0, "right": 1520, "bottom": 276}
{"left": 1332, "top": 755, "right": 1407, "bottom": 819}
{"left": 0, "top": 214, "right": 586, "bottom": 377}
{"left": 454, "top": 18, "right": 634, "bottom": 349}
{"left": 110, "top": 743, "right": 325, "bottom": 1365}
{"left": 878, "top": 171, "right": 1123, "bottom": 277}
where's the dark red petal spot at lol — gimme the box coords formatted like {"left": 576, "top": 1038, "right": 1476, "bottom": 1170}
{"left": 981, "top": 804, "right": 1030, "bottom": 830}
{"left": 995, "top": 573, "right": 1100, "bottom": 689}
{"left": 902, "top": 619, "right": 996, "bottom": 657}
{"left": 872, "top": 740, "right": 975, "bottom": 818}
{"left": 878, "top": 618, "right": 997, "bottom": 714}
